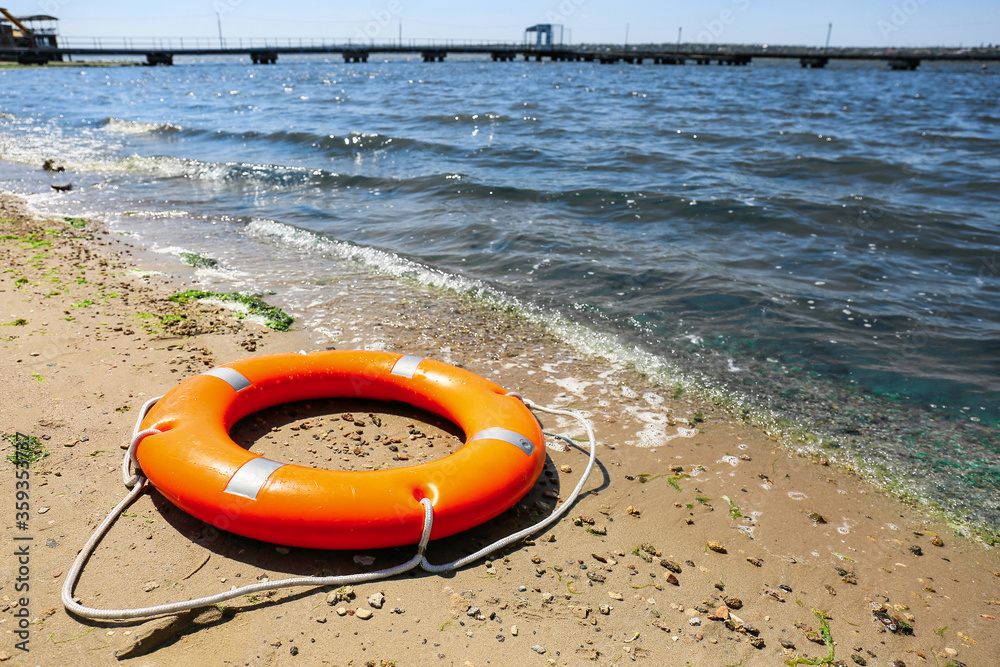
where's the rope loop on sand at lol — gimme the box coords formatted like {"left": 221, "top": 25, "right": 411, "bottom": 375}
{"left": 62, "top": 394, "right": 598, "bottom": 621}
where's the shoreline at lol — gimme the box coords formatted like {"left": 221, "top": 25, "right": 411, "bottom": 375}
{"left": 1, "top": 192, "right": 996, "bottom": 665}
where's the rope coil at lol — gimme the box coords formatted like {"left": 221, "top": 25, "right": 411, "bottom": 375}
{"left": 61, "top": 394, "right": 598, "bottom": 621}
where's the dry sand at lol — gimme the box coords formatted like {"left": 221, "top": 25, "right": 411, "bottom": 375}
{"left": 1, "top": 193, "right": 997, "bottom": 666}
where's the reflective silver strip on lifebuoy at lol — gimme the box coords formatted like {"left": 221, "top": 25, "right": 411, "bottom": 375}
{"left": 202, "top": 367, "right": 252, "bottom": 393}
{"left": 468, "top": 427, "right": 535, "bottom": 456}
{"left": 391, "top": 355, "right": 426, "bottom": 378}
{"left": 224, "top": 458, "right": 286, "bottom": 499}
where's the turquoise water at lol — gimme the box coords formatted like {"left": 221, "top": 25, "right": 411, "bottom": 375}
{"left": 1, "top": 56, "right": 998, "bottom": 528}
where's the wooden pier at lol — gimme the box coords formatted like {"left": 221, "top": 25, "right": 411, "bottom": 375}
{"left": 1, "top": 41, "right": 997, "bottom": 70}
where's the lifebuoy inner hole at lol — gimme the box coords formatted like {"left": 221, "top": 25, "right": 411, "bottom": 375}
{"left": 228, "top": 397, "right": 466, "bottom": 472}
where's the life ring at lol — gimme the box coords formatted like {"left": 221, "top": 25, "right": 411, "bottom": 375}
{"left": 136, "top": 350, "right": 545, "bottom": 550}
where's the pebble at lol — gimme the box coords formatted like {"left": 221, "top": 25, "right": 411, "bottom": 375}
{"left": 559, "top": 465, "right": 572, "bottom": 473}
{"left": 275, "top": 547, "right": 290, "bottom": 555}
{"left": 327, "top": 587, "right": 355, "bottom": 605}
{"left": 511, "top": 625, "right": 518, "bottom": 636}
{"left": 707, "top": 541, "right": 727, "bottom": 554}
{"left": 355, "top": 609, "right": 373, "bottom": 620}
{"left": 688, "top": 617, "right": 702, "bottom": 626}
{"left": 335, "top": 607, "right": 347, "bottom": 617}
{"left": 660, "top": 559, "right": 682, "bottom": 573}
{"left": 367, "top": 592, "right": 385, "bottom": 609}
{"left": 531, "top": 645, "right": 547, "bottom": 655}
{"left": 142, "top": 581, "right": 159, "bottom": 592}
{"left": 609, "top": 591, "right": 624, "bottom": 601}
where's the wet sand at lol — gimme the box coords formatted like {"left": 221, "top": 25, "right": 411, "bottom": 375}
{"left": 1, "top": 193, "right": 997, "bottom": 666}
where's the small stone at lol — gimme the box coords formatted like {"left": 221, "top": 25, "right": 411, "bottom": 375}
{"left": 559, "top": 465, "right": 572, "bottom": 473}
{"left": 688, "top": 617, "right": 702, "bottom": 627}
{"left": 531, "top": 644, "right": 547, "bottom": 654}
{"left": 336, "top": 607, "right": 347, "bottom": 617}
{"left": 851, "top": 654, "right": 868, "bottom": 666}
{"left": 142, "top": 581, "right": 159, "bottom": 593}
{"left": 573, "top": 606, "right": 589, "bottom": 619}
{"left": 930, "top": 535, "right": 944, "bottom": 547}
{"left": 586, "top": 571, "right": 606, "bottom": 583}
{"left": 711, "top": 606, "right": 729, "bottom": 620}
{"left": 599, "top": 604, "right": 611, "bottom": 615}
{"left": 665, "top": 573, "right": 679, "bottom": 586}
{"left": 723, "top": 596, "right": 743, "bottom": 610}
{"left": 807, "top": 511, "right": 827, "bottom": 524}
{"left": 355, "top": 608, "right": 373, "bottom": 620}
{"left": 660, "top": 559, "right": 682, "bottom": 573}
{"left": 626, "top": 505, "right": 641, "bottom": 517}
{"left": 609, "top": 591, "right": 624, "bottom": 601}
{"left": 707, "top": 541, "right": 727, "bottom": 554}
{"left": 367, "top": 592, "right": 385, "bottom": 609}
{"left": 747, "top": 557, "right": 763, "bottom": 567}
{"left": 749, "top": 636, "right": 765, "bottom": 649}
{"left": 589, "top": 525, "right": 607, "bottom": 535}
{"left": 780, "top": 639, "right": 796, "bottom": 649}
{"left": 909, "top": 545, "right": 923, "bottom": 557}
{"left": 511, "top": 625, "right": 518, "bottom": 636}
{"left": 114, "top": 612, "right": 197, "bottom": 659}
{"left": 289, "top": 646, "right": 299, "bottom": 656}
{"left": 275, "top": 547, "right": 290, "bottom": 555}
{"left": 327, "top": 587, "right": 355, "bottom": 604}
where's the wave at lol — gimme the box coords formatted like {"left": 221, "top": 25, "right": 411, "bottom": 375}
{"left": 418, "top": 112, "right": 508, "bottom": 125}
{"left": 99, "top": 117, "right": 185, "bottom": 135}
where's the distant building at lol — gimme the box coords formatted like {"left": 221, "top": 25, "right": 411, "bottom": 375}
{"left": 0, "top": 12, "right": 60, "bottom": 62}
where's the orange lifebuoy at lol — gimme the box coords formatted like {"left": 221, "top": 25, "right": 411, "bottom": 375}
{"left": 136, "top": 350, "right": 545, "bottom": 550}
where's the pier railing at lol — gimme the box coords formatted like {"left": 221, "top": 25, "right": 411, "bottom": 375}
{"left": 55, "top": 36, "right": 527, "bottom": 51}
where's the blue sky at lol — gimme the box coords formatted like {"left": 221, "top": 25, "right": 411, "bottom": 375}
{"left": 21, "top": 1, "right": 1000, "bottom": 48}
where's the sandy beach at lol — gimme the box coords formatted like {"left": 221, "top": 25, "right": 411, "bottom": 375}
{"left": 1, "top": 192, "right": 997, "bottom": 666}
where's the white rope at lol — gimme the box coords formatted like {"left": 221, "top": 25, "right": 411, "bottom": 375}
{"left": 420, "top": 395, "right": 597, "bottom": 572}
{"left": 62, "top": 394, "right": 597, "bottom": 621}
